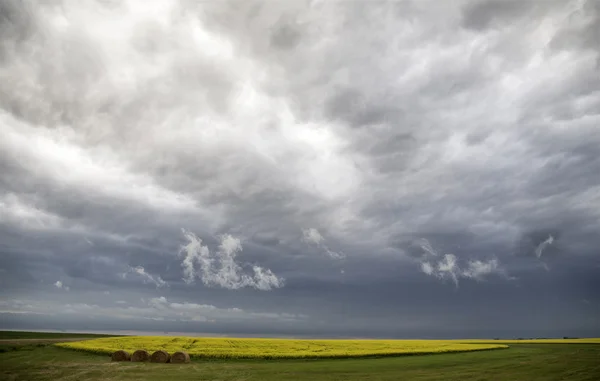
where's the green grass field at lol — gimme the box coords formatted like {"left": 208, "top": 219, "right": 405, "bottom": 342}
{"left": 0, "top": 331, "right": 122, "bottom": 355}
{"left": 0, "top": 330, "right": 121, "bottom": 340}
{"left": 1, "top": 332, "right": 599, "bottom": 381}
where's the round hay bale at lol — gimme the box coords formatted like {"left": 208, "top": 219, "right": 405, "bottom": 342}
{"left": 131, "top": 349, "right": 150, "bottom": 362}
{"left": 150, "top": 350, "right": 170, "bottom": 363}
{"left": 170, "top": 351, "right": 190, "bottom": 364}
{"left": 111, "top": 350, "right": 131, "bottom": 362}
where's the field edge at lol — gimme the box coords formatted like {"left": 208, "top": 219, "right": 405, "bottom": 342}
{"left": 55, "top": 339, "right": 510, "bottom": 360}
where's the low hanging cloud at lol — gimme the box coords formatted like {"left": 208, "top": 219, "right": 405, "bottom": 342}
{"left": 417, "top": 239, "right": 503, "bottom": 286}
{"left": 535, "top": 234, "right": 555, "bottom": 258}
{"left": 461, "top": 259, "right": 501, "bottom": 281}
{"left": 0, "top": 297, "right": 306, "bottom": 324}
{"left": 54, "top": 280, "right": 70, "bottom": 291}
{"left": 179, "top": 229, "right": 284, "bottom": 290}
{"left": 302, "top": 228, "right": 325, "bottom": 245}
{"left": 302, "top": 228, "right": 345, "bottom": 260}
{"left": 127, "top": 266, "right": 168, "bottom": 289}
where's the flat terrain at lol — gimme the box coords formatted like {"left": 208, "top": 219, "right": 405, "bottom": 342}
{"left": 0, "top": 331, "right": 120, "bottom": 340}
{"left": 0, "top": 334, "right": 599, "bottom": 381}
{"left": 0, "top": 331, "right": 122, "bottom": 355}
{"left": 57, "top": 336, "right": 508, "bottom": 359}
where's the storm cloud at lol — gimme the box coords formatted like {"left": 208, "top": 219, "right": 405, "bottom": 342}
{"left": 0, "top": 0, "right": 599, "bottom": 338}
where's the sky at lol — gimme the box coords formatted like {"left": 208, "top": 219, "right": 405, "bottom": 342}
{"left": 0, "top": 0, "right": 599, "bottom": 339}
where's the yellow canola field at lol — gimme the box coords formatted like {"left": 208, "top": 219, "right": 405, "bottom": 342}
{"left": 57, "top": 337, "right": 508, "bottom": 359}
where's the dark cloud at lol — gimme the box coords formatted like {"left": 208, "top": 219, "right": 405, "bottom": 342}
{"left": 0, "top": 0, "right": 37, "bottom": 46}
{"left": 270, "top": 19, "right": 303, "bottom": 50}
{"left": 0, "top": 0, "right": 599, "bottom": 338}
{"left": 461, "top": 0, "right": 537, "bottom": 30}
{"left": 549, "top": 0, "right": 600, "bottom": 54}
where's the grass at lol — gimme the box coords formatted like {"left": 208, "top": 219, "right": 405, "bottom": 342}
{"left": 56, "top": 336, "right": 508, "bottom": 359}
{"left": 463, "top": 338, "right": 600, "bottom": 344}
{"left": 1, "top": 342, "right": 599, "bottom": 380}
{"left": 0, "top": 331, "right": 121, "bottom": 354}
{"left": 0, "top": 331, "right": 121, "bottom": 340}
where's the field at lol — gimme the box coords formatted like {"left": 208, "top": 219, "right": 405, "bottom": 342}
{"left": 56, "top": 336, "right": 509, "bottom": 359}
{"left": 462, "top": 338, "right": 600, "bottom": 344}
{"left": 0, "top": 330, "right": 120, "bottom": 340}
{"left": 0, "top": 331, "right": 120, "bottom": 355}
{"left": 1, "top": 332, "right": 599, "bottom": 380}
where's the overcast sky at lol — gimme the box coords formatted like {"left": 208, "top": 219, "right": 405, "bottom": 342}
{"left": 1, "top": 0, "right": 599, "bottom": 339}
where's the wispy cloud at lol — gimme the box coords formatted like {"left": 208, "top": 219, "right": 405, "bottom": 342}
{"left": 462, "top": 259, "right": 500, "bottom": 281}
{"left": 302, "top": 228, "right": 345, "bottom": 259}
{"left": 0, "top": 193, "right": 62, "bottom": 230}
{"left": 302, "top": 228, "right": 325, "bottom": 245}
{"left": 437, "top": 253, "right": 460, "bottom": 286}
{"left": 128, "top": 266, "right": 167, "bottom": 289}
{"left": 0, "top": 297, "right": 306, "bottom": 323}
{"left": 54, "top": 280, "right": 70, "bottom": 291}
{"left": 535, "top": 234, "right": 554, "bottom": 258}
{"left": 179, "top": 229, "right": 284, "bottom": 290}
{"left": 417, "top": 239, "right": 504, "bottom": 286}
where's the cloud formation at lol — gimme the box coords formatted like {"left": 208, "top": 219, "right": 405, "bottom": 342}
{"left": 302, "top": 228, "right": 345, "bottom": 259}
{"left": 0, "top": 297, "right": 305, "bottom": 324}
{"left": 54, "top": 280, "right": 69, "bottom": 291}
{"left": 535, "top": 235, "right": 555, "bottom": 258}
{"left": 179, "top": 229, "right": 284, "bottom": 290}
{"left": 128, "top": 266, "right": 167, "bottom": 289}
{"left": 417, "top": 239, "right": 503, "bottom": 286}
{"left": 0, "top": 0, "right": 599, "bottom": 337}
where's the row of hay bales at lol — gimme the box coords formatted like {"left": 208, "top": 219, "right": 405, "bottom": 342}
{"left": 112, "top": 349, "right": 190, "bottom": 364}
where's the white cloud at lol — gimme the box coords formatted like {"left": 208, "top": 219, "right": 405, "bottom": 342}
{"left": 179, "top": 229, "right": 284, "bottom": 290}
{"left": 0, "top": 113, "right": 198, "bottom": 214}
{"left": 421, "top": 262, "right": 434, "bottom": 276}
{"left": 128, "top": 266, "right": 167, "bottom": 289}
{"left": 535, "top": 234, "right": 555, "bottom": 258}
{"left": 54, "top": 280, "right": 70, "bottom": 291}
{"left": 302, "top": 228, "right": 324, "bottom": 245}
{"left": 325, "top": 248, "right": 346, "bottom": 260}
{"left": 417, "top": 239, "right": 504, "bottom": 286}
{"left": 179, "top": 229, "right": 211, "bottom": 285}
{"left": 462, "top": 259, "right": 500, "bottom": 281}
{"left": 0, "top": 193, "right": 63, "bottom": 230}
{"left": 251, "top": 266, "right": 285, "bottom": 291}
{"left": 419, "top": 239, "right": 439, "bottom": 259}
{"left": 437, "top": 254, "right": 459, "bottom": 287}
{"left": 302, "top": 228, "right": 345, "bottom": 260}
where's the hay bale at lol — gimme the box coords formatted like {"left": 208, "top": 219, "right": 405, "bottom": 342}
{"left": 170, "top": 351, "right": 190, "bottom": 364}
{"left": 150, "top": 350, "right": 170, "bottom": 363}
{"left": 131, "top": 349, "right": 150, "bottom": 362}
{"left": 111, "top": 350, "right": 130, "bottom": 362}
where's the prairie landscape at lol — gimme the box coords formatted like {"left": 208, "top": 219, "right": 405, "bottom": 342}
{"left": 56, "top": 336, "right": 509, "bottom": 359}
{"left": 2, "top": 0, "right": 600, "bottom": 380}
{"left": 2, "top": 331, "right": 600, "bottom": 380}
